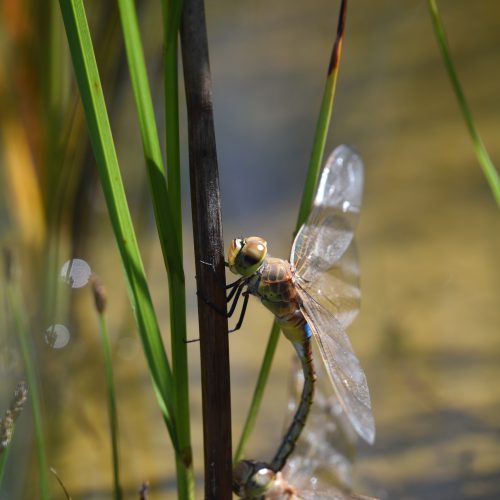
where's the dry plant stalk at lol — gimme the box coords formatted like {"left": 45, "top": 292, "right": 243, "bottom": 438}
{"left": 0, "top": 381, "right": 28, "bottom": 452}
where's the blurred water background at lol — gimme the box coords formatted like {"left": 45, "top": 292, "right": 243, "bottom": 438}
{"left": 0, "top": 0, "right": 499, "bottom": 498}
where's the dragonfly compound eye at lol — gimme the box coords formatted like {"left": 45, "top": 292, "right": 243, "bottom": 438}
{"left": 228, "top": 236, "right": 267, "bottom": 277}
{"left": 232, "top": 460, "right": 275, "bottom": 497}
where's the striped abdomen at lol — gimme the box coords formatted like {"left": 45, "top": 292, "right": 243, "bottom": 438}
{"left": 270, "top": 335, "right": 316, "bottom": 472}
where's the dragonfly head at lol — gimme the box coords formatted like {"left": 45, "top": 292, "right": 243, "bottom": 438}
{"left": 232, "top": 460, "right": 275, "bottom": 497}
{"left": 227, "top": 236, "right": 267, "bottom": 277}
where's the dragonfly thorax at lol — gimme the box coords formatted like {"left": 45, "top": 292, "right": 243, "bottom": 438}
{"left": 251, "top": 257, "right": 307, "bottom": 333}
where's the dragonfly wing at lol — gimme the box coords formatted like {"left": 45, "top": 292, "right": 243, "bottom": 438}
{"left": 295, "top": 241, "right": 360, "bottom": 328}
{"left": 298, "top": 490, "right": 377, "bottom": 500}
{"left": 291, "top": 145, "right": 363, "bottom": 328}
{"left": 297, "top": 288, "right": 375, "bottom": 444}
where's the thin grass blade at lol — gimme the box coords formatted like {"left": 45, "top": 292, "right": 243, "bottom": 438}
{"left": 427, "top": 0, "right": 500, "bottom": 206}
{"left": 91, "top": 278, "right": 122, "bottom": 500}
{"left": 161, "top": 1, "right": 195, "bottom": 497}
{"left": 50, "top": 468, "right": 72, "bottom": 500}
{"left": 5, "top": 280, "right": 50, "bottom": 499}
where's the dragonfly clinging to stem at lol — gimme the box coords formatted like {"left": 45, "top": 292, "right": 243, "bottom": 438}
{"left": 233, "top": 464, "right": 377, "bottom": 500}
{"left": 226, "top": 145, "right": 375, "bottom": 498}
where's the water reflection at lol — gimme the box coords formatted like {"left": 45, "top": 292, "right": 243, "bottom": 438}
{"left": 60, "top": 258, "right": 92, "bottom": 288}
{"left": 45, "top": 324, "right": 70, "bottom": 349}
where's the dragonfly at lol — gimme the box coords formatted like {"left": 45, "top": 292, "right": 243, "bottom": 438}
{"left": 227, "top": 145, "right": 375, "bottom": 499}
{"left": 270, "top": 357, "right": 377, "bottom": 499}
{"left": 234, "top": 461, "right": 376, "bottom": 500}
{"left": 233, "top": 356, "right": 378, "bottom": 500}
{"left": 281, "top": 357, "right": 360, "bottom": 491}
{"left": 234, "top": 360, "right": 376, "bottom": 500}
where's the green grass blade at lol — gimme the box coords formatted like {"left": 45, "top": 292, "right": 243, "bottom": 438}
{"left": 161, "top": 1, "right": 194, "bottom": 497}
{"left": 234, "top": 0, "right": 349, "bottom": 462}
{"left": 6, "top": 284, "right": 50, "bottom": 499}
{"left": 58, "top": 0, "right": 177, "bottom": 447}
{"left": 164, "top": 0, "right": 184, "bottom": 53}
{"left": 296, "top": 0, "right": 348, "bottom": 230}
{"left": 108, "top": 2, "right": 194, "bottom": 496}
{"left": 117, "top": 1, "right": 193, "bottom": 496}
{"left": 427, "top": 0, "right": 500, "bottom": 206}
{"left": 162, "top": 0, "right": 183, "bottom": 245}
{"left": 92, "top": 279, "right": 121, "bottom": 500}
{"left": 113, "top": 2, "right": 195, "bottom": 495}
{"left": 116, "top": 0, "right": 183, "bottom": 273}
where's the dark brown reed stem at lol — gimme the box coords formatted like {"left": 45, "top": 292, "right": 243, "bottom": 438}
{"left": 180, "top": 0, "right": 233, "bottom": 498}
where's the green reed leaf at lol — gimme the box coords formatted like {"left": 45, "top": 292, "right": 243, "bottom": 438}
{"left": 118, "top": 1, "right": 194, "bottom": 496}
{"left": 59, "top": 0, "right": 177, "bottom": 447}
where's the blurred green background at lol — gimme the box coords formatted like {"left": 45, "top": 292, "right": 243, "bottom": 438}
{"left": 0, "top": 0, "right": 499, "bottom": 498}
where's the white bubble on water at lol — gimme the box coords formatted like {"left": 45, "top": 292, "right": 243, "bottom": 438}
{"left": 45, "top": 324, "right": 71, "bottom": 349}
{"left": 60, "top": 258, "right": 92, "bottom": 288}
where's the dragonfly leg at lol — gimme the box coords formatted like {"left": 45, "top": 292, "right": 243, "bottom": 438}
{"left": 195, "top": 289, "right": 228, "bottom": 316}
{"left": 228, "top": 290, "right": 249, "bottom": 333}
{"left": 186, "top": 284, "right": 246, "bottom": 343}
{"left": 185, "top": 291, "right": 230, "bottom": 343}
{"left": 226, "top": 279, "right": 245, "bottom": 301}
{"left": 198, "top": 259, "right": 241, "bottom": 291}
{"left": 226, "top": 277, "right": 243, "bottom": 290}
{"left": 194, "top": 281, "right": 245, "bottom": 319}
{"left": 227, "top": 283, "right": 245, "bottom": 317}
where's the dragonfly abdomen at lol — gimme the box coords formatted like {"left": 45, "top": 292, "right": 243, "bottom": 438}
{"left": 270, "top": 335, "right": 316, "bottom": 472}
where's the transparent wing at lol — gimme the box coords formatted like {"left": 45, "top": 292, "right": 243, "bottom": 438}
{"left": 297, "top": 290, "right": 375, "bottom": 444}
{"left": 265, "top": 458, "right": 377, "bottom": 499}
{"left": 295, "top": 241, "right": 360, "bottom": 328}
{"left": 265, "top": 460, "right": 375, "bottom": 499}
{"left": 291, "top": 145, "right": 363, "bottom": 328}
{"left": 297, "top": 490, "right": 377, "bottom": 500}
